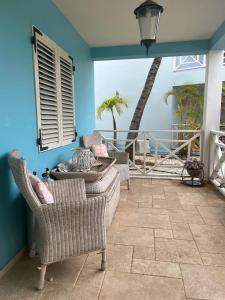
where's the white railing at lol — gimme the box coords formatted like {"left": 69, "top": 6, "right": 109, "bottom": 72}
{"left": 171, "top": 124, "right": 189, "bottom": 149}
{"left": 210, "top": 130, "right": 225, "bottom": 195}
{"left": 96, "top": 129, "right": 202, "bottom": 178}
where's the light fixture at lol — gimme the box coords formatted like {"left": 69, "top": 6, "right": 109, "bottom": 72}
{"left": 134, "top": 0, "right": 163, "bottom": 55}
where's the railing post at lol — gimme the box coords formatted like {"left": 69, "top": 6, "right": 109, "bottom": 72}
{"left": 187, "top": 141, "right": 191, "bottom": 160}
{"left": 143, "top": 132, "right": 147, "bottom": 175}
{"left": 202, "top": 51, "right": 224, "bottom": 179}
{"left": 209, "top": 132, "right": 216, "bottom": 178}
{"left": 154, "top": 139, "right": 158, "bottom": 166}
{"left": 133, "top": 140, "right": 135, "bottom": 164}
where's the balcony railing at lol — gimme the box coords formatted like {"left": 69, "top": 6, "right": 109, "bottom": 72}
{"left": 96, "top": 129, "right": 202, "bottom": 178}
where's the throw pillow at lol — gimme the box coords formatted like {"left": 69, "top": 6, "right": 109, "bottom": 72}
{"left": 91, "top": 144, "right": 109, "bottom": 157}
{"left": 29, "top": 173, "right": 54, "bottom": 204}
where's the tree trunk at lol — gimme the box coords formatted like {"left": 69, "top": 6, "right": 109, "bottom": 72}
{"left": 126, "top": 57, "right": 162, "bottom": 159}
{"left": 111, "top": 108, "right": 117, "bottom": 146}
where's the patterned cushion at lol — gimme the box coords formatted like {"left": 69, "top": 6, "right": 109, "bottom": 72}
{"left": 29, "top": 174, "right": 54, "bottom": 204}
{"left": 91, "top": 144, "right": 109, "bottom": 157}
{"left": 83, "top": 133, "right": 102, "bottom": 148}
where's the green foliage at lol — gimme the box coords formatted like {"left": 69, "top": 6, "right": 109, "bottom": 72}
{"left": 165, "top": 84, "right": 204, "bottom": 153}
{"left": 165, "top": 84, "right": 204, "bottom": 129}
{"left": 97, "top": 92, "right": 128, "bottom": 120}
{"left": 222, "top": 84, "right": 225, "bottom": 98}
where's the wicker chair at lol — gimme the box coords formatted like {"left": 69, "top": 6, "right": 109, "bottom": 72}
{"left": 8, "top": 150, "right": 107, "bottom": 290}
{"left": 83, "top": 133, "right": 130, "bottom": 189}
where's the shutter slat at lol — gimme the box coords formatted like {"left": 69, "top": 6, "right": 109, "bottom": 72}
{"left": 40, "top": 86, "right": 56, "bottom": 94}
{"left": 61, "top": 85, "right": 73, "bottom": 93}
{"left": 39, "top": 64, "right": 55, "bottom": 75}
{"left": 40, "top": 94, "right": 56, "bottom": 101}
{"left": 37, "top": 40, "right": 54, "bottom": 54}
{"left": 42, "top": 137, "right": 59, "bottom": 143}
{"left": 63, "top": 127, "right": 74, "bottom": 133}
{"left": 62, "top": 90, "right": 73, "bottom": 97}
{"left": 39, "top": 73, "right": 56, "bottom": 83}
{"left": 61, "top": 95, "right": 73, "bottom": 102}
{"left": 41, "top": 105, "right": 58, "bottom": 112}
{"left": 40, "top": 90, "right": 57, "bottom": 98}
{"left": 61, "top": 79, "right": 72, "bottom": 88}
{"left": 38, "top": 51, "right": 55, "bottom": 64}
{"left": 39, "top": 62, "right": 55, "bottom": 74}
{"left": 62, "top": 104, "right": 73, "bottom": 110}
{"left": 61, "top": 63, "right": 72, "bottom": 73}
{"left": 63, "top": 133, "right": 75, "bottom": 139}
{"left": 41, "top": 100, "right": 57, "bottom": 106}
{"left": 39, "top": 80, "right": 56, "bottom": 90}
{"left": 62, "top": 109, "right": 74, "bottom": 114}
{"left": 37, "top": 46, "right": 54, "bottom": 61}
{"left": 38, "top": 56, "right": 55, "bottom": 70}
{"left": 61, "top": 71, "right": 72, "bottom": 81}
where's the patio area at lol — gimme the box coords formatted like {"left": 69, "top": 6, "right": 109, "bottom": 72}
{"left": 2, "top": 178, "right": 225, "bottom": 300}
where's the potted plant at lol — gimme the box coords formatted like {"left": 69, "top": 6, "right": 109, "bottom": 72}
{"left": 184, "top": 158, "right": 204, "bottom": 178}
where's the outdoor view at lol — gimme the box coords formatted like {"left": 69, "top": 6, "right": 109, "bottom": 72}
{"left": 95, "top": 55, "right": 225, "bottom": 178}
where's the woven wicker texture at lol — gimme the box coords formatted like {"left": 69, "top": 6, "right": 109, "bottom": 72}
{"left": 8, "top": 150, "right": 107, "bottom": 265}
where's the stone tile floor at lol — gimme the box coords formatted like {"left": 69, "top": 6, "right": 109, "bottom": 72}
{"left": 2, "top": 178, "right": 225, "bottom": 299}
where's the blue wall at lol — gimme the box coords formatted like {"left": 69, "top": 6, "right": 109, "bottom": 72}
{"left": 0, "top": 0, "right": 95, "bottom": 270}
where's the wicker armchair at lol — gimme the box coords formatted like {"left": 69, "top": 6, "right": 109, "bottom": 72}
{"left": 83, "top": 133, "right": 130, "bottom": 189}
{"left": 8, "top": 150, "right": 107, "bottom": 290}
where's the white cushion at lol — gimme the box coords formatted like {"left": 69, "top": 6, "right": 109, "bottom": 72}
{"left": 85, "top": 167, "right": 117, "bottom": 194}
{"left": 29, "top": 174, "right": 54, "bottom": 204}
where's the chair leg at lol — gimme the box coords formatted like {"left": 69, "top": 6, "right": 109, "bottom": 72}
{"left": 127, "top": 179, "right": 130, "bottom": 190}
{"left": 101, "top": 249, "right": 106, "bottom": 271}
{"left": 37, "top": 264, "right": 47, "bottom": 290}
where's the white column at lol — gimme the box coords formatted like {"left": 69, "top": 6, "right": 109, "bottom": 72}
{"left": 202, "top": 50, "right": 224, "bottom": 178}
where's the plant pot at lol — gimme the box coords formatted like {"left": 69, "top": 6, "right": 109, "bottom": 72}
{"left": 186, "top": 168, "right": 203, "bottom": 178}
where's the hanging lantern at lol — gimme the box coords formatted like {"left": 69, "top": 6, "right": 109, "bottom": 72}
{"left": 134, "top": 0, "right": 163, "bottom": 55}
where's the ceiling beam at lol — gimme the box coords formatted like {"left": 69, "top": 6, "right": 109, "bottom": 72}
{"left": 210, "top": 20, "right": 225, "bottom": 50}
{"left": 91, "top": 40, "right": 210, "bottom": 61}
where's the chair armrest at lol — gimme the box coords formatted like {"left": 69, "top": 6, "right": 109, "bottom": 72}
{"left": 108, "top": 150, "right": 129, "bottom": 164}
{"left": 46, "top": 178, "right": 86, "bottom": 203}
{"left": 38, "top": 194, "right": 107, "bottom": 255}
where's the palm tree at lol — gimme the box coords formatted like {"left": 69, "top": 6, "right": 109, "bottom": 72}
{"left": 165, "top": 84, "right": 204, "bottom": 130}
{"left": 97, "top": 92, "right": 128, "bottom": 144}
{"left": 165, "top": 84, "right": 204, "bottom": 153}
{"left": 126, "top": 57, "right": 162, "bottom": 158}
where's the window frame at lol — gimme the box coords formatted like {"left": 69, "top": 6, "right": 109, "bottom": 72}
{"left": 173, "top": 55, "right": 206, "bottom": 72}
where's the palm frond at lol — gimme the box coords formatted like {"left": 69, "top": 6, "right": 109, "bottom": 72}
{"left": 164, "top": 91, "right": 180, "bottom": 104}
{"left": 96, "top": 92, "right": 128, "bottom": 119}
{"left": 114, "top": 103, "right": 122, "bottom": 115}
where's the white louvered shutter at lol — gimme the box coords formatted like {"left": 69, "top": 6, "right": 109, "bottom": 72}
{"left": 59, "top": 51, "right": 75, "bottom": 145}
{"left": 33, "top": 28, "right": 75, "bottom": 151}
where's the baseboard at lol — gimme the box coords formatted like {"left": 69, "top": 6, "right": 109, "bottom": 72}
{"left": 0, "top": 248, "right": 27, "bottom": 279}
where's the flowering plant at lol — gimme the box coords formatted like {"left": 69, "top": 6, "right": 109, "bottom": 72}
{"left": 184, "top": 158, "right": 204, "bottom": 170}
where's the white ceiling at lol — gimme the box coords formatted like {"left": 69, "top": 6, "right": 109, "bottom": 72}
{"left": 53, "top": 0, "right": 225, "bottom": 47}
